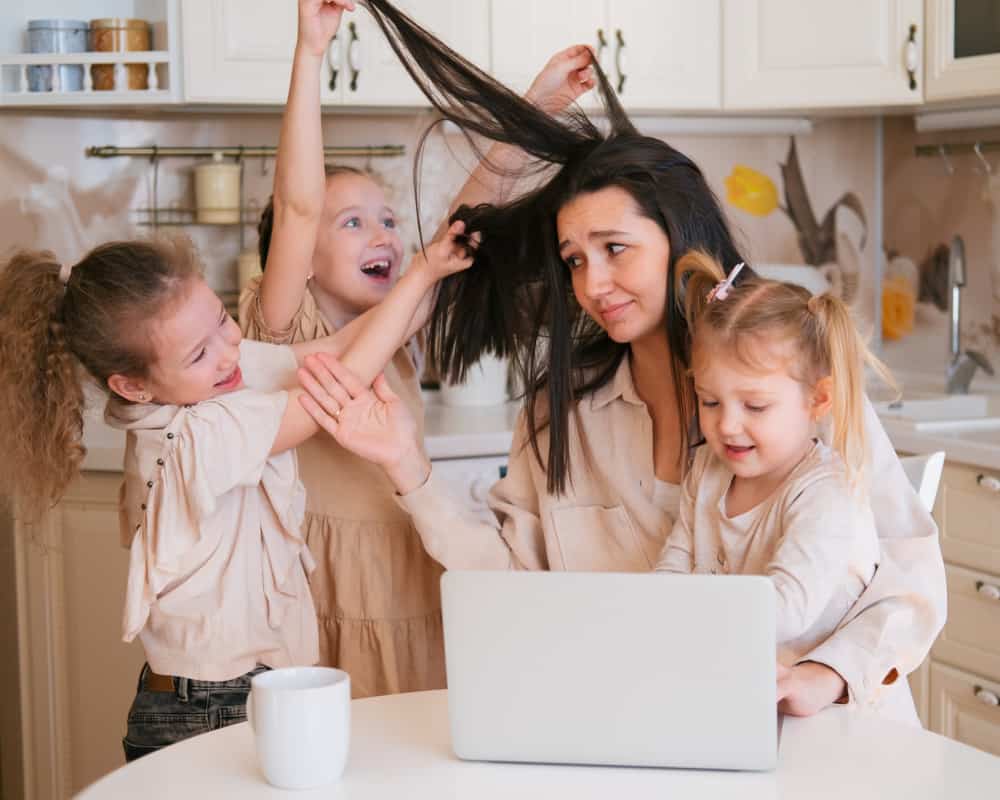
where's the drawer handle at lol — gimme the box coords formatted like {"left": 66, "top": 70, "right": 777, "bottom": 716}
{"left": 977, "top": 473, "right": 1000, "bottom": 493}
{"left": 974, "top": 687, "right": 1000, "bottom": 707}
{"left": 976, "top": 581, "right": 1000, "bottom": 602}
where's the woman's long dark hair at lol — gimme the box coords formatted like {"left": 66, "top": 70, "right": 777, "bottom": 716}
{"left": 361, "top": 0, "right": 747, "bottom": 493}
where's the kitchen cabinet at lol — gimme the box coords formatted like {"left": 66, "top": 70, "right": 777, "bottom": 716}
{"left": 181, "top": 0, "right": 489, "bottom": 106}
{"left": 926, "top": 1, "right": 1000, "bottom": 104}
{"left": 908, "top": 460, "right": 1000, "bottom": 756}
{"left": 723, "top": 0, "right": 924, "bottom": 110}
{"left": 490, "top": 0, "right": 721, "bottom": 111}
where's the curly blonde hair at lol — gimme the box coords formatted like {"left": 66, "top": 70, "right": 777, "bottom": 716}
{"left": 0, "top": 236, "right": 200, "bottom": 520}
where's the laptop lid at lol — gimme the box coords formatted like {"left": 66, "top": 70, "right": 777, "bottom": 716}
{"left": 441, "top": 570, "right": 777, "bottom": 771}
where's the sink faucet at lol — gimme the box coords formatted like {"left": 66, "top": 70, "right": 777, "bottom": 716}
{"left": 946, "top": 235, "right": 995, "bottom": 394}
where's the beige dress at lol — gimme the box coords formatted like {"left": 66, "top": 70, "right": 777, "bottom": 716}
{"left": 239, "top": 278, "right": 445, "bottom": 698}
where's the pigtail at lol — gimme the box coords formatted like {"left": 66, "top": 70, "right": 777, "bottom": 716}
{"left": 674, "top": 250, "right": 727, "bottom": 329}
{"left": 0, "top": 251, "right": 87, "bottom": 519}
{"left": 808, "top": 293, "right": 895, "bottom": 485}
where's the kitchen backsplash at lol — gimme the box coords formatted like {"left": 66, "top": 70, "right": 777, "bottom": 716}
{"left": 1, "top": 109, "right": 880, "bottom": 335}
{"left": 884, "top": 117, "right": 1000, "bottom": 377}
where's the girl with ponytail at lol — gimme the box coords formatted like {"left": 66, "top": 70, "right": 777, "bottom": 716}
{"left": 0, "top": 227, "right": 472, "bottom": 759}
{"left": 298, "top": 0, "right": 945, "bottom": 722}
{"left": 656, "top": 252, "right": 914, "bottom": 719}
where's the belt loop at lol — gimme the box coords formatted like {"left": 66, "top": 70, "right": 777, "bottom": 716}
{"left": 177, "top": 675, "right": 190, "bottom": 703}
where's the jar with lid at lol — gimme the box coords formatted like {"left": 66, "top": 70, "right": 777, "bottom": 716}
{"left": 26, "top": 19, "right": 88, "bottom": 92}
{"left": 89, "top": 18, "right": 151, "bottom": 91}
{"left": 194, "top": 153, "right": 242, "bottom": 224}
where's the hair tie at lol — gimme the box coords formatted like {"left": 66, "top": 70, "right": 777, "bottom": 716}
{"left": 707, "top": 261, "right": 745, "bottom": 303}
{"left": 58, "top": 263, "right": 73, "bottom": 286}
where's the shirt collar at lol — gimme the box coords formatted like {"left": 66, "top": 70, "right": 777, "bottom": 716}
{"left": 590, "top": 352, "right": 646, "bottom": 411}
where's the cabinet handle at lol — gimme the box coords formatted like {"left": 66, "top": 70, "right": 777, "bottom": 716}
{"left": 327, "top": 34, "right": 341, "bottom": 92}
{"left": 974, "top": 686, "right": 1000, "bottom": 707}
{"left": 596, "top": 29, "right": 610, "bottom": 75}
{"left": 977, "top": 473, "right": 1000, "bottom": 493}
{"left": 614, "top": 29, "right": 626, "bottom": 94}
{"left": 347, "top": 21, "right": 360, "bottom": 92}
{"left": 976, "top": 581, "right": 1000, "bottom": 602}
{"left": 904, "top": 24, "right": 919, "bottom": 91}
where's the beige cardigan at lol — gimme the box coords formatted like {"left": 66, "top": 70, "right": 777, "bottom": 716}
{"left": 397, "top": 356, "right": 947, "bottom": 708}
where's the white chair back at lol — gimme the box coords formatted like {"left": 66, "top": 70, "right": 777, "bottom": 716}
{"left": 899, "top": 451, "right": 946, "bottom": 513}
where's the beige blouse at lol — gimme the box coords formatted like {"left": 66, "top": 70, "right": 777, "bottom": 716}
{"left": 238, "top": 278, "right": 445, "bottom": 699}
{"left": 397, "top": 354, "right": 948, "bottom": 710}
{"left": 107, "top": 340, "right": 318, "bottom": 681}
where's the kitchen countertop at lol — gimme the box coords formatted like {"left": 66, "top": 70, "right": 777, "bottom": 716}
{"left": 80, "top": 390, "right": 520, "bottom": 472}
{"left": 79, "top": 369, "right": 1000, "bottom": 474}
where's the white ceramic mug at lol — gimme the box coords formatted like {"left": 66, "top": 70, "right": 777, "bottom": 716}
{"left": 248, "top": 667, "right": 350, "bottom": 789}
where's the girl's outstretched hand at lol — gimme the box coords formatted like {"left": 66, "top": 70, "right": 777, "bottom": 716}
{"left": 298, "top": 353, "right": 430, "bottom": 493}
{"left": 525, "top": 44, "right": 597, "bottom": 114}
{"left": 298, "top": 0, "right": 355, "bottom": 58}
{"left": 776, "top": 661, "right": 848, "bottom": 717}
{"left": 411, "top": 220, "right": 480, "bottom": 282}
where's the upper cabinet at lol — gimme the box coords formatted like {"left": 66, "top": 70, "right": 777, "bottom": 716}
{"left": 490, "top": 0, "right": 721, "bottom": 111}
{"left": 181, "top": 0, "right": 489, "bottom": 106}
{"left": 926, "top": 0, "right": 1000, "bottom": 102}
{"left": 723, "top": 0, "right": 924, "bottom": 110}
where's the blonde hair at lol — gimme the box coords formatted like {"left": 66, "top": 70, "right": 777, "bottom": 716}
{"left": 675, "top": 251, "right": 895, "bottom": 484}
{"left": 0, "top": 236, "right": 200, "bottom": 520}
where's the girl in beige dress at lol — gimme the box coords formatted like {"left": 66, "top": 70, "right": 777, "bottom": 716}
{"left": 240, "top": 0, "right": 597, "bottom": 697}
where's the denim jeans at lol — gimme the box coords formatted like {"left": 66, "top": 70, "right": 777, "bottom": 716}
{"left": 122, "top": 663, "right": 270, "bottom": 762}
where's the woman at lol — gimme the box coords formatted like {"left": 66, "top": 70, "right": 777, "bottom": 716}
{"left": 298, "top": 0, "right": 946, "bottom": 719}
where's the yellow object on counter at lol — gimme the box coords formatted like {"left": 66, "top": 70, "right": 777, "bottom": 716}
{"left": 725, "top": 165, "right": 780, "bottom": 217}
{"left": 882, "top": 275, "right": 915, "bottom": 341}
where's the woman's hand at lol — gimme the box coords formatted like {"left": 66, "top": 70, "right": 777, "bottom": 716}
{"left": 297, "top": 0, "right": 354, "bottom": 58}
{"left": 776, "top": 661, "right": 848, "bottom": 717}
{"left": 297, "top": 353, "right": 431, "bottom": 494}
{"left": 409, "top": 220, "right": 480, "bottom": 283}
{"left": 524, "top": 44, "right": 597, "bottom": 114}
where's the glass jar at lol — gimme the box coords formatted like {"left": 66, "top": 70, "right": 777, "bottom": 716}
{"left": 89, "top": 18, "right": 151, "bottom": 91}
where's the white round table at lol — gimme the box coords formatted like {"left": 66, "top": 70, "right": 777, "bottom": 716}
{"left": 75, "top": 689, "right": 1000, "bottom": 799}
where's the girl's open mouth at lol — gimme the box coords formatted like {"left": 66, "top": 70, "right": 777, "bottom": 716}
{"left": 360, "top": 258, "right": 392, "bottom": 281}
{"left": 215, "top": 366, "right": 242, "bottom": 390}
{"left": 724, "top": 444, "right": 755, "bottom": 459}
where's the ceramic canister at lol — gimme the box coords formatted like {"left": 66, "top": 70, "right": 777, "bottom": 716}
{"left": 26, "top": 19, "right": 88, "bottom": 92}
{"left": 194, "top": 153, "right": 242, "bottom": 224}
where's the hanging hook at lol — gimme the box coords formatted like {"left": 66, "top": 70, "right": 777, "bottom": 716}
{"left": 938, "top": 144, "right": 954, "bottom": 176}
{"left": 974, "top": 141, "right": 993, "bottom": 175}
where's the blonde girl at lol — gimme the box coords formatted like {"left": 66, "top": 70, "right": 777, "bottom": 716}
{"left": 655, "top": 252, "right": 915, "bottom": 721}
{"left": 0, "top": 229, "right": 470, "bottom": 759}
{"left": 239, "top": 0, "right": 597, "bottom": 697}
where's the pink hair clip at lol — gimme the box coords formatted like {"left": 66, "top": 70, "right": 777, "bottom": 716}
{"left": 707, "top": 261, "right": 745, "bottom": 303}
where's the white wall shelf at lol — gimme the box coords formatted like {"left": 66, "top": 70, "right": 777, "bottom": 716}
{"left": 0, "top": 0, "right": 181, "bottom": 107}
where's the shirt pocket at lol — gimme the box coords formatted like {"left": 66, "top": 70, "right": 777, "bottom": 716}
{"left": 549, "top": 504, "right": 651, "bottom": 572}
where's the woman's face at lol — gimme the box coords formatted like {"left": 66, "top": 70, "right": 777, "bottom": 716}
{"left": 556, "top": 186, "right": 670, "bottom": 345}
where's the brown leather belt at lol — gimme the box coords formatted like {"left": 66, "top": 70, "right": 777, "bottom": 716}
{"left": 144, "top": 668, "right": 176, "bottom": 692}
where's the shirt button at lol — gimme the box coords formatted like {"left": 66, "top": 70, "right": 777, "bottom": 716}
{"left": 140, "top": 504, "right": 146, "bottom": 511}
{"left": 166, "top": 433, "right": 174, "bottom": 440}
{"left": 147, "top": 481, "right": 153, "bottom": 488}
{"left": 156, "top": 458, "right": 164, "bottom": 466}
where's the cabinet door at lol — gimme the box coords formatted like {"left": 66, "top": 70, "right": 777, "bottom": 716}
{"left": 491, "top": 0, "right": 606, "bottom": 96}
{"left": 723, "top": 0, "right": 923, "bottom": 109}
{"left": 929, "top": 662, "right": 1000, "bottom": 757}
{"left": 927, "top": 0, "right": 1000, "bottom": 101}
{"left": 931, "top": 563, "right": 1000, "bottom": 683}
{"left": 181, "top": 0, "right": 340, "bottom": 104}
{"left": 608, "top": 0, "right": 720, "bottom": 110}
{"left": 346, "top": 0, "right": 490, "bottom": 106}
{"left": 934, "top": 462, "right": 1000, "bottom": 576}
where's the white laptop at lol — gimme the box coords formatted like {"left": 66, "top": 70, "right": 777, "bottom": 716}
{"left": 441, "top": 570, "right": 777, "bottom": 771}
